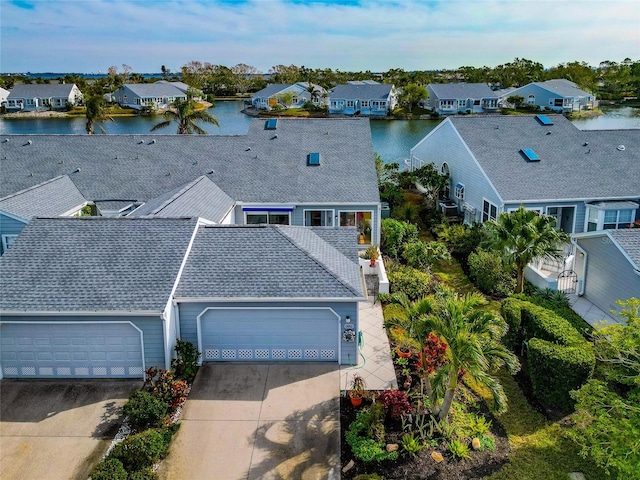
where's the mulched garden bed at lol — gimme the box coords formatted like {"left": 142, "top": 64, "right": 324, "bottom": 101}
{"left": 340, "top": 394, "right": 510, "bottom": 480}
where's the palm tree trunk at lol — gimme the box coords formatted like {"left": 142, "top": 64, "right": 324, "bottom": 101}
{"left": 516, "top": 266, "right": 525, "bottom": 293}
{"left": 437, "top": 372, "right": 458, "bottom": 421}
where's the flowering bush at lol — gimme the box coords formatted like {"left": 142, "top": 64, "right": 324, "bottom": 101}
{"left": 378, "top": 389, "right": 412, "bottom": 420}
{"left": 145, "top": 368, "right": 189, "bottom": 414}
{"left": 420, "top": 332, "right": 448, "bottom": 374}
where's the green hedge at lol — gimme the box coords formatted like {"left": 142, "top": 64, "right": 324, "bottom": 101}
{"left": 500, "top": 298, "right": 595, "bottom": 411}
{"left": 387, "top": 264, "right": 434, "bottom": 301}
{"left": 528, "top": 338, "right": 595, "bottom": 411}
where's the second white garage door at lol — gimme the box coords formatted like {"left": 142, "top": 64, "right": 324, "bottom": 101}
{"left": 198, "top": 308, "right": 339, "bottom": 362}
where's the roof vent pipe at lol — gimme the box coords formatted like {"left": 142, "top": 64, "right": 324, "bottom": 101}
{"left": 617, "top": 145, "right": 626, "bottom": 151}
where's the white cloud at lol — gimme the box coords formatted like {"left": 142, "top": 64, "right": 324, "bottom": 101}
{"left": 0, "top": 0, "right": 637, "bottom": 72}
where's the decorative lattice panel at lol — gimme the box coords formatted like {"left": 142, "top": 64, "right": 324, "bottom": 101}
{"left": 21, "top": 367, "right": 36, "bottom": 375}
{"left": 111, "top": 367, "right": 125, "bottom": 376}
{"left": 57, "top": 367, "right": 71, "bottom": 376}
{"left": 321, "top": 349, "right": 336, "bottom": 359}
{"left": 93, "top": 367, "right": 107, "bottom": 376}
{"left": 4, "top": 367, "right": 18, "bottom": 376}
{"left": 205, "top": 349, "right": 220, "bottom": 360}
{"left": 238, "top": 349, "right": 253, "bottom": 359}
{"left": 288, "top": 349, "right": 302, "bottom": 359}
{"left": 255, "top": 349, "right": 270, "bottom": 359}
{"left": 74, "top": 367, "right": 89, "bottom": 376}
{"left": 304, "top": 349, "right": 319, "bottom": 359}
{"left": 221, "top": 349, "right": 236, "bottom": 359}
{"left": 272, "top": 348, "right": 286, "bottom": 359}
{"left": 129, "top": 366, "right": 144, "bottom": 376}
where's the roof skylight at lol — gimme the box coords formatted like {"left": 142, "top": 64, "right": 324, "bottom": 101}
{"left": 520, "top": 148, "right": 540, "bottom": 162}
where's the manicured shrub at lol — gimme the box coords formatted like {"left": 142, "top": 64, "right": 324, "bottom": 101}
{"left": 123, "top": 390, "right": 168, "bottom": 431}
{"left": 381, "top": 218, "right": 418, "bottom": 259}
{"left": 528, "top": 338, "right": 595, "bottom": 411}
{"left": 468, "top": 248, "right": 516, "bottom": 297}
{"left": 515, "top": 293, "right": 592, "bottom": 336}
{"left": 128, "top": 468, "right": 158, "bottom": 480}
{"left": 500, "top": 298, "right": 524, "bottom": 348}
{"left": 110, "top": 429, "right": 165, "bottom": 471}
{"left": 171, "top": 339, "right": 200, "bottom": 382}
{"left": 387, "top": 264, "right": 434, "bottom": 301}
{"left": 145, "top": 369, "right": 190, "bottom": 414}
{"left": 402, "top": 240, "right": 451, "bottom": 271}
{"left": 90, "top": 457, "right": 127, "bottom": 480}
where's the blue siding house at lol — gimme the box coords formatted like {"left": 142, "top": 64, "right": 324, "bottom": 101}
{"left": 6, "top": 84, "right": 83, "bottom": 112}
{"left": 250, "top": 82, "right": 326, "bottom": 111}
{"left": 0, "top": 219, "right": 366, "bottom": 379}
{"left": 426, "top": 83, "right": 499, "bottom": 115}
{"left": 500, "top": 79, "right": 596, "bottom": 112}
{"left": 328, "top": 81, "right": 396, "bottom": 116}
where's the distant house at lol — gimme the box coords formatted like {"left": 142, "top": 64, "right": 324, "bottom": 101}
{"left": 0, "top": 87, "right": 9, "bottom": 107}
{"left": 113, "top": 83, "right": 188, "bottom": 110}
{"left": 156, "top": 80, "right": 203, "bottom": 100}
{"left": 5, "top": 84, "right": 83, "bottom": 112}
{"left": 328, "top": 81, "right": 396, "bottom": 116}
{"left": 500, "top": 79, "right": 596, "bottom": 112}
{"left": 426, "top": 83, "right": 499, "bottom": 115}
{"left": 573, "top": 229, "right": 640, "bottom": 323}
{"left": 0, "top": 217, "right": 366, "bottom": 379}
{"left": 0, "top": 175, "right": 88, "bottom": 255}
{"left": 250, "top": 82, "right": 326, "bottom": 110}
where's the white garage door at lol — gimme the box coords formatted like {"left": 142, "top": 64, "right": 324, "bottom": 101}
{"left": 199, "top": 308, "right": 339, "bottom": 362}
{"left": 1, "top": 322, "right": 144, "bottom": 378}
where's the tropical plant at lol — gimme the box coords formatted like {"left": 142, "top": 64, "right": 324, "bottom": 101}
{"left": 171, "top": 339, "right": 200, "bottom": 382}
{"left": 401, "top": 433, "right": 423, "bottom": 457}
{"left": 151, "top": 98, "right": 219, "bottom": 134}
{"left": 378, "top": 389, "right": 412, "bottom": 420}
{"left": 447, "top": 438, "right": 471, "bottom": 460}
{"left": 402, "top": 240, "right": 451, "bottom": 271}
{"left": 84, "top": 94, "right": 113, "bottom": 134}
{"left": 122, "top": 390, "right": 168, "bottom": 431}
{"left": 484, "top": 206, "right": 569, "bottom": 293}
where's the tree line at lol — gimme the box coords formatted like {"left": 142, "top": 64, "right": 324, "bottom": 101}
{"left": 2, "top": 57, "right": 639, "bottom": 100}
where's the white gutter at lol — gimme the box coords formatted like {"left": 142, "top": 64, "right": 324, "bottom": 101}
{"left": 571, "top": 237, "right": 588, "bottom": 296}
{"left": 0, "top": 310, "right": 162, "bottom": 316}
{"left": 173, "top": 296, "right": 366, "bottom": 303}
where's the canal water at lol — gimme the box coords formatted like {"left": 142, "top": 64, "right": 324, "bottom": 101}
{"left": 1, "top": 102, "right": 638, "bottom": 165}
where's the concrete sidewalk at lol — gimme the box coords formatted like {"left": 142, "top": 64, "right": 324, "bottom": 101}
{"left": 158, "top": 363, "right": 340, "bottom": 480}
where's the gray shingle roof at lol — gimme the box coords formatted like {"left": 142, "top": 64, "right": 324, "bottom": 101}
{"left": 529, "top": 79, "right": 593, "bottom": 97}
{"left": 428, "top": 83, "right": 497, "bottom": 99}
{"left": 118, "top": 83, "right": 187, "bottom": 98}
{"left": 8, "top": 83, "right": 78, "bottom": 99}
{"left": 448, "top": 115, "right": 640, "bottom": 202}
{"left": 0, "top": 175, "right": 86, "bottom": 219}
{"left": 0, "top": 217, "right": 198, "bottom": 312}
{"left": 252, "top": 84, "right": 292, "bottom": 97}
{"left": 175, "top": 225, "right": 365, "bottom": 299}
{"left": 329, "top": 83, "right": 394, "bottom": 100}
{"left": 0, "top": 118, "right": 379, "bottom": 206}
{"left": 608, "top": 229, "right": 640, "bottom": 269}
{"left": 129, "top": 175, "right": 234, "bottom": 222}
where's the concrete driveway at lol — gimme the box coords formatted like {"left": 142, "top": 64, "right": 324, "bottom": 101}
{"left": 158, "top": 363, "right": 340, "bottom": 480}
{"left": 0, "top": 379, "right": 140, "bottom": 480}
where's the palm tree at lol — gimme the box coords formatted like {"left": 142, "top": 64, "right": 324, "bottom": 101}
{"left": 151, "top": 98, "right": 219, "bottom": 134}
{"left": 484, "top": 206, "right": 569, "bottom": 293}
{"left": 385, "top": 291, "right": 519, "bottom": 421}
{"left": 85, "top": 95, "right": 113, "bottom": 134}
{"left": 423, "top": 293, "right": 519, "bottom": 420}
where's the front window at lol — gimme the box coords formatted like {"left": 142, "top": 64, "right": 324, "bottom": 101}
{"left": 340, "top": 211, "right": 373, "bottom": 244}
{"left": 346, "top": 100, "right": 354, "bottom": 107}
{"left": 482, "top": 200, "right": 497, "bottom": 222}
{"left": 587, "top": 204, "right": 636, "bottom": 231}
{"left": 587, "top": 207, "right": 599, "bottom": 231}
{"left": 527, "top": 94, "right": 535, "bottom": 104}
{"left": 458, "top": 99, "right": 466, "bottom": 108}
{"left": 304, "top": 210, "right": 334, "bottom": 227}
{"left": 2, "top": 234, "right": 18, "bottom": 251}
{"left": 245, "top": 211, "right": 290, "bottom": 225}
{"left": 604, "top": 209, "right": 633, "bottom": 229}
{"left": 361, "top": 100, "right": 369, "bottom": 107}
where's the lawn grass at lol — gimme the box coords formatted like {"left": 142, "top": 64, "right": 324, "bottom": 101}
{"left": 432, "top": 256, "right": 605, "bottom": 479}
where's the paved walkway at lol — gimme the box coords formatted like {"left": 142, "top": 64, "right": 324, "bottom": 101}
{"left": 340, "top": 298, "right": 398, "bottom": 391}
{"left": 569, "top": 294, "right": 621, "bottom": 326}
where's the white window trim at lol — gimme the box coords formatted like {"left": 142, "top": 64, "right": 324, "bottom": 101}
{"left": 481, "top": 198, "right": 498, "bottom": 223}
{"left": 337, "top": 209, "right": 375, "bottom": 243}
{"left": 244, "top": 211, "right": 291, "bottom": 225}
{"left": 2, "top": 234, "right": 18, "bottom": 251}
{"left": 546, "top": 205, "right": 577, "bottom": 234}
{"left": 584, "top": 205, "right": 637, "bottom": 232}
{"left": 302, "top": 208, "right": 335, "bottom": 227}
{"left": 454, "top": 183, "right": 465, "bottom": 200}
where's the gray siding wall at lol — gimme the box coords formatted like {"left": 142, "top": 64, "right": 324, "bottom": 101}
{"left": 504, "top": 201, "right": 585, "bottom": 233}
{"left": 0, "top": 212, "right": 28, "bottom": 255}
{"left": 178, "top": 301, "right": 359, "bottom": 364}
{"left": 0, "top": 314, "right": 166, "bottom": 370}
{"left": 411, "top": 121, "right": 502, "bottom": 222}
{"left": 578, "top": 236, "right": 640, "bottom": 317}
{"left": 507, "top": 84, "right": 559, "bottom": 109}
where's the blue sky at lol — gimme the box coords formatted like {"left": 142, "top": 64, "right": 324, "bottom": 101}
{"left": 1, "top": 0, "right": 638, "bottom": 73}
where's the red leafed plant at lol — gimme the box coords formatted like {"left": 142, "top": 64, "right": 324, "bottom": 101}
{"left": 145, "top": 368, "right": 190, "bottom": 414}
{"left": 420, "top": 332, "right": 448, "bottom": 374}
{"left": 378, "top": 389, "right": 412, "bottom": 420}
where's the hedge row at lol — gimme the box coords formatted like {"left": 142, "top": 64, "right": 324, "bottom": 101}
{"left": 500, "top": 298, "right": 595, "bottom": 411}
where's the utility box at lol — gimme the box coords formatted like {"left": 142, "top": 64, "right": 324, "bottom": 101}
{"left": 381, "top": 202, "right": 390, "bottom": 219}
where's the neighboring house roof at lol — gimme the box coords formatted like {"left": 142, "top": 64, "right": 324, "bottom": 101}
{"left": 95, "top": 200, "right": 137, "bottom": 213}
{"left": 156, "top": 80, "right": 197, "bottom": 94}
{"left": 0, "top": 175, "right": 86, "bottom": 220}
{"left": 252, "top": 84, "right": 292, "bottom": 98}
{"left": 0, "top": 87, "right": 9, "bottom": 99}
{"left": 607, "top": 229, "right": 640, "bottom": 270}
{"left": 7, "top": 83, "right": 79, "bottom": 99}
{"left": 0, "top": 217, "right": 199, "bottom": 312}
{"left": 118, "top": 83, "right": 187, "bottom": 98}
{"left": 428, "top": 83, "right": 497, "bottom": 99}
{"left": 330, "top": 83, "right": 394, "bottom": 100}
{"left": 0, "top": 118, "right": 379, "bottom": 205}
{"left": 175, "top": 225, "right": 365, "bottom": 299}
{"left": 517, "top": 79, "right": 593, "bottom": 98}
{"left": 446, "top": 115, "right": 640, "bottom": 202}
{"left": 129, "top": 175, "right": 234, "bottom": 222}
